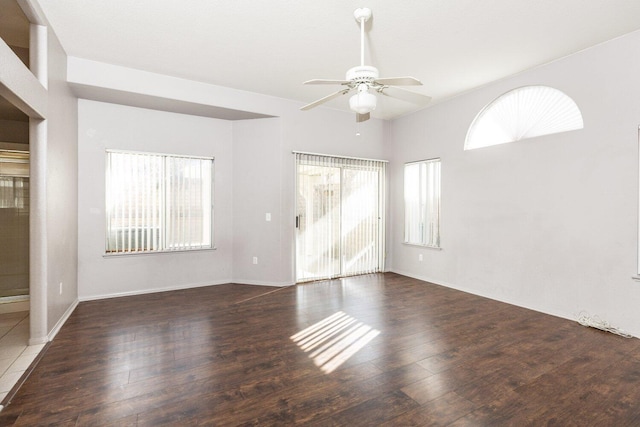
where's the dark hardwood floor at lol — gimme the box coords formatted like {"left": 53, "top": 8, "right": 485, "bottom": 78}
{"left": 1, "top": 272, "right": 640, "bottom": 426}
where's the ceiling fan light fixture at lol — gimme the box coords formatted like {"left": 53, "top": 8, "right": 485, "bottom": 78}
{"left": 349, "top": 89, "right": 377, "bottom": 115}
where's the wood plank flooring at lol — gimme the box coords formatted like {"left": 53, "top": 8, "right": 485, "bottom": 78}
{"left": 1, "top": 272, "right": 640, "bottom": 425}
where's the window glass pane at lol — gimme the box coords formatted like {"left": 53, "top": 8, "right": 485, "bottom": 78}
{"left": 166, "top": 156, "right": 212, "bottom": 250}
{"left": 342, "top": 165, "right": 379, "bottom": 277}
{"left": 404, "top": 163, "right": 421, "bottom": 244}
{"left": 404, "top": 159, "right": 440, "bottom": 247}
{"left": 425, "top": 160, "right": 441, "bottom": 247}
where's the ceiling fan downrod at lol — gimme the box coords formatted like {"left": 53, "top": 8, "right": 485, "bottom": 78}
{"left": 347, "top": 8, "right": 377, "bottom": 96}
{"left": 353, "top": 8, "right": 372, "bottom": 67}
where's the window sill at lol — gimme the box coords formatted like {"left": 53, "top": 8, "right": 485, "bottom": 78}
{"left": 103, "top": 247, "right": 217, "bottom": 258}
{"left": 632, "top": 275, "right": 640, "bottom": 282}
{"left": 402, "top": 242, "right": 442, "bottom": 250}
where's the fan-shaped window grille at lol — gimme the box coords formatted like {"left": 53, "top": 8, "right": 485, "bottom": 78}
{"left": 465, "top": 85, "right": 583, "bottom": 150}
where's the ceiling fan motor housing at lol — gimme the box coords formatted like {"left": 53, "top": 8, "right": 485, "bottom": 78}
{"left": 346, "top": 66, "right": 379, "bottom": 86}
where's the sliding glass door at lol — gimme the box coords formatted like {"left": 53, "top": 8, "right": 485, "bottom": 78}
{"left": 295, "top": 153, "right": 385, "bottom": 283}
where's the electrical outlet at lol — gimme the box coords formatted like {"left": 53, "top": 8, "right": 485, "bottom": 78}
{"left": 59, "top": 282, "right": 63, "bottom": 295}
{"left": 265, "top": 213, "right": 271, "bottom": 221}
{"left": 418, "top": 254, "right": 423, "bottom": 262}
{"left": 253, "top": 256, "right": 258, "bottom": 265}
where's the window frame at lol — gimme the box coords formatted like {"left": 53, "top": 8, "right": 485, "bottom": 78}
{"left": 636, "top": 126, "right": 640, "bottom": 279}
{"left": 403, "top": 158, "right": 441, "bottom": 249}
{"left": 104, "top": 149, "right": 215, "bottom": 256}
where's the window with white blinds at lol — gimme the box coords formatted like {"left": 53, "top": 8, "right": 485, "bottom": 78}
{"left": 105, "top": 151, "right": 213, "bottom": 254}
{"left": 404, "top": 158, "right": 441, "bottom": 247}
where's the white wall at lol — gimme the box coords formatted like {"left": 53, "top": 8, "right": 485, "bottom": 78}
{"left": 45, "top": 27, "right": 78, "bottom": 334}
{"left": 231, "top": 109, "right": 389, "bottom": 286}
{"left": 232, "top": 118, "right": 286, "bottom": 286}
{"left": 77, "top": 100, "right": 234, "bottom": 299}
{"left": 389, "top": 30, "right": 640, "bottom": 337}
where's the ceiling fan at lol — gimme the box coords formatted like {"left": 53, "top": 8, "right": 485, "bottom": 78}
{"left": 300, "top": 7, "right": 432, "bottom": 122}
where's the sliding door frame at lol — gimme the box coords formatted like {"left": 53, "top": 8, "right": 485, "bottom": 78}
{"left": 293, "top": 151, "right": 386, "bottom": 283}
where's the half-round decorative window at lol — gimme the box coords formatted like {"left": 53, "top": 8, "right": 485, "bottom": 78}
{"left": 465, "top": 85, "right": 583, "bottom": 150}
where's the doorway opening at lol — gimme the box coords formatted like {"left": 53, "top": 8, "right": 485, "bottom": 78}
{"left": 0, "top": 150, "right": 30, "bottom": 301}
{"left": 295, "top": 152, "right": 385, "bottom": 283}
{"left": 0, "top": 0, "right": 31, "bottom": 315}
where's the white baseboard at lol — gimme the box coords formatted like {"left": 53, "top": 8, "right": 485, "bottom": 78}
{"left": 389, "top": 268, "right": 590, "bottom": 335}
{"left": 391, "top": 268, "right": 544, "bottom": 310}
{"left": 390, "top": 269, "right": 460, "bottom": 293}
{"left": 232, "top": 279, "right": 293, "bottom": 287}
{"left": 0, "top": 297, "right": 29, "bottom": 314}
{"left": 47, "top": 299, "right": 79, "bottom": 342}
{"left": 78, "top": 279, "right": 233, "bottom": 302}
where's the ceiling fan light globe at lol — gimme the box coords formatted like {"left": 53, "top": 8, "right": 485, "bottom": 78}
{"left": 349, "top": 91, "right": 377, "bottom": 115}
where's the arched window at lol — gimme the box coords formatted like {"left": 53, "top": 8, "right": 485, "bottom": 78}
{"left": 465, "top": 85, "right": 583, "bottom": 150}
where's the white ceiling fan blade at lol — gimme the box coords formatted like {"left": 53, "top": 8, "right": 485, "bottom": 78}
{"left": 300, "top": 89, "right": 351, "bottom": 111}
{"left": 304, "top": 79, "right": 351, "bottom": 85}
{"left": 374, "top": 76, "right": 422, "bottom": 86}
{"left": 356, "top": 112, "right": 370, "bottom": 123}
{"left": 379, "top": 86, "right": 432, "bottom": 106}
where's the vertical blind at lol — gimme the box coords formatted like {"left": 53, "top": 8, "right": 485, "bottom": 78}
{"left": 404, "top": 159, "right": 441, "bottom": 247}
{"left": 106, "top": 151, "right": 213, "bottom": 254}
{"left": 295, "top": 152, "right": 386, "bottom": 282}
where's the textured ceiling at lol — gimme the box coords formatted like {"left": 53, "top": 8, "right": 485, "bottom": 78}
{"left": 35, "top": 0, "right": 640, "bottom": 119}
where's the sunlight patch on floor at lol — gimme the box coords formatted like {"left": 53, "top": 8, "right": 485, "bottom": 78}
{"left": 291, "top": 311, "right": 380, "bottom": 374}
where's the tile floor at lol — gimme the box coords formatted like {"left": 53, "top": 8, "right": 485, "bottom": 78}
{"left": 0, "top": 312, "right": 45, "bottom": 409}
